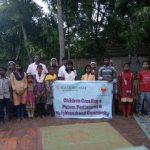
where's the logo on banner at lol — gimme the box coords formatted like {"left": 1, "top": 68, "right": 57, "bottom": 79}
{"left": 100, "top": 85, "right": 107, "bottom": 92}
{"left": 56, "top": 85, "right": 86, "bottom": 91}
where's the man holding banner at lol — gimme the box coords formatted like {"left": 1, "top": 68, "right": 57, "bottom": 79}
{"left": 98, "top": 56, "right": 118, "bottom": 114}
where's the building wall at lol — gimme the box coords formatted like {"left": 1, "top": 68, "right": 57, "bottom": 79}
{"left": 73, "top": 56, "right": 149, "bottom": 73}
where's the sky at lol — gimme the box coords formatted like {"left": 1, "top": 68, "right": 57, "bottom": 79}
{"left": 33, "top": 0, "right": 49, "bottom": 13}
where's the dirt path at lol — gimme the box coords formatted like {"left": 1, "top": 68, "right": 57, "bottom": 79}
{"left": 0, "top": 115, "right": 149, "bottom": 149}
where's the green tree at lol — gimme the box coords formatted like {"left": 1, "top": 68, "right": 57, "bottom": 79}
{"left": 0, "top": 0, "right": 43, "bottom": 62}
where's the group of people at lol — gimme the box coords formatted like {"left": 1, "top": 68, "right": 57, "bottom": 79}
{"left": 0, "top": 54, "right": 150, "bottom": 122}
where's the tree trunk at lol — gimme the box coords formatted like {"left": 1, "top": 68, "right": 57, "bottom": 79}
{"left": 15, "top": 46, "right": 20, "bottom": 61}
{"left": 67, "top": 26, "right": 70, "bottom": 60}
{"left": 21, "top": 23, "right": 32, "bottom": 63}
{"left": 57, "top": 0, "right": 65, "bottom": 64}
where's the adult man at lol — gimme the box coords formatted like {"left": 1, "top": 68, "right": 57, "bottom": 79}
{"left": 27, "top": 54, "right": 48, "bottom": 75}
{"left": 98, "top": 57, "right": 118, "bottom": 114}
{"left": 98, "top": 57, "right": 117, "bottom": 82}
{"left": 58, "top": 57, "right": 68, "bottom": 79}
{"left": 137, "top": 60, "right": 150, "bottom": 116}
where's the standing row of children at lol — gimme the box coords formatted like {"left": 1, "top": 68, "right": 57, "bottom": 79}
{"left": 0, "top": 55, "right": 150, "bottom": 122}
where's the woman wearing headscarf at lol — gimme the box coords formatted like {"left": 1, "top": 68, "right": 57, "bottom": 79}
{"left": 90, "top": 61, "right": 98, "bottom": 80}
{"left": 50, "top": 58, "right": 59, "bottom": 76}
{"left": 6, "top": 61, "right": 15, "bottom": 77}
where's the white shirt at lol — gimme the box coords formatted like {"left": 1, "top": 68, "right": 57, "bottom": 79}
{"left": 58, "top": 65, "right": 66, "bottom": 78}
{"left": 64, "top": 70, "right": 77, "bottom": 81}
{"left": 26, "top": 62, "right": 48, "bottom": 75}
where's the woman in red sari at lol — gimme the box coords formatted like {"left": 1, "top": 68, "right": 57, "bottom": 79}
{"left": 118, "top": 63, "right": 134, "bottom": 117}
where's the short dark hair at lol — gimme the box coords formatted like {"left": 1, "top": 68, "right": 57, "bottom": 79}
{"left": 67, "top": 60, "right": 73, "bottom": 65}
{"left": 103, "top": 56, "right": 110, "bottom": 61}
{"left": 27, "top": 74, "right": 33, "bottom": 79}
{"left": 62, "top": 57, "right": 68, "bottom": 61}
{"left": 34, "top": 53, "right": 41, "bottom": 58}
{"left": 123, "top": 62, "right": 130, "bottom": 67}
{"left": 37, "top": 64, "right": 43, "bottom": 69}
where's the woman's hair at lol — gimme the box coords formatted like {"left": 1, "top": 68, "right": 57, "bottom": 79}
{"left": 15, "top": 61, "right": 23, "bottom": 72}
{"left": 84, "top": 65, "right": 91, "bottom": 73}
{"left": 15, "top": 61, "right": 21, "bottom": 66}
{"left": 66, "top": 60, "right": 74, "bottom": 72}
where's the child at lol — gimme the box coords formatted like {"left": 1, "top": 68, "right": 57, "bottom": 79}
{"left": 10, "top": 62, "right": 27, "bottom": 121}
{"left": 26, "top": 74, "right": 35, "bottom": 119}
{"left": 45, "top": 67, "right": 57, "bottom": 116}
{"left": 62, "top": 60, "right": 77, "bottom": 80}
{"left": 0, "top": 67, "right": 11, "bottom": 122}
{"left": 118, "top": 63, "right": 134, "bottom": 117}
{"left": 137, "top": 61, "right": 150, "bottom": 116}
{"left": 81, "top": 65, "right": 95, "bottom": 80}
{"left": 34, "top": 65, "right": 46, "bottom": 118}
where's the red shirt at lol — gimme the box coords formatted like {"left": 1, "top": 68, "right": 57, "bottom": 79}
{"left": 138, "top": 70, "right": 150, "bottom": 92}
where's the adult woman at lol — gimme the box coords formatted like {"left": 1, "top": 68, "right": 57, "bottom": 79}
{"left": 10, "top": 62, "right": 27, "bottom": 120}
{"left": 90, "top": 61, "right": 98, "bottom": 80}
{"left": 50, "top": 58, "right": 59, "bottom": 75}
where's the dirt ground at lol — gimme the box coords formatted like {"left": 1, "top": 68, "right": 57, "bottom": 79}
{"left": 0, "top": 115, "right": 150, "bottom": 149}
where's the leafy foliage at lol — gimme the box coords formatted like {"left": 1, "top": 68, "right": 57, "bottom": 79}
{"left": 0, "top": 0, "right": 149, "bottom": 64}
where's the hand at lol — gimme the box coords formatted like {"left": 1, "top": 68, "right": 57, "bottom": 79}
{"left": 14, "top": 89, "right": 22, "bottom": 95}
{"left": 103, "top": 77, "right": 112, "bottom": 82}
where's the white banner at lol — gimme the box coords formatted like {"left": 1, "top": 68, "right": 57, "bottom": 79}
{"left": 53, "top": 81, "right": 113, "bottom": 118}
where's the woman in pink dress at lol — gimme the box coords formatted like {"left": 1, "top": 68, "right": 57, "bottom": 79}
{"left": 118, "top": 63, "right": 134, "bottom": 117}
